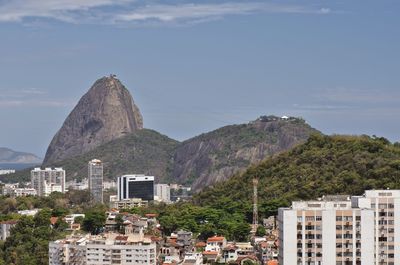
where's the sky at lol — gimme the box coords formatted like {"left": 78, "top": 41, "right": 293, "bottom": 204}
{"left": 0, "top": 0, "right": 399, "bottom": 157}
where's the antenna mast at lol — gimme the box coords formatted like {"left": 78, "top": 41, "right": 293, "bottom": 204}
{"left": 252, "top": 177, "right": 259, "bottom": 233}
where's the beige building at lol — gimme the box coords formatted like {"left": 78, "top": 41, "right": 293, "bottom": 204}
{"left": 110, "top": 198, "right": 149, "bottom": 210}
{"left": 278, "top": 195, "right": 375, "bottom": 265}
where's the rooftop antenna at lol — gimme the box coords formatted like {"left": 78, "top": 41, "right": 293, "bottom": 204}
{"left": 252, "top": 177, "right": 259, "bottom": 234}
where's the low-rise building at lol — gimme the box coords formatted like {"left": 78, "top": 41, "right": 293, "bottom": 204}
{"left": 111, "top": 198, "right": 149, "bottom": 210}
{"left": 182, "top": 252, "right": 203, "bottom": 265}
{"left": 0, "top": 169, "right": 15, "bottom": 175}
{"left": 18, "top": 209, "right": 40, "bottom": 216}
{"left": 49, "top": 233, "right": 157, "bottom": 265}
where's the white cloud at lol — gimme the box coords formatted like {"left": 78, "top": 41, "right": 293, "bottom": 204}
{"left": 0, "top": 1, "right": 332, "bottom": 25}
{"left": 0, "top": 99, "right": 72, "bottom": 107}
{"left": 0, "top": 0, "right": 133, "bottom": 22}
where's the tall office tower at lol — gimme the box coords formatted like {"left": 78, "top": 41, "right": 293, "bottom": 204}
{"left": 352, "top": 190, "right": 400, "bottom": 265}
{"left": 154, "top": 184, "right": 170, "bottom": 202}
{"left": 117, "top": 175, "right": 154, "bottom": 201}
{"left": 278, "top": 195, "right": 374, "bottom": 265}
{"left": 31, "top": 167, "right": 66, "bottom": 196}
{"left": 88, "top": 159, "right": 103, "bottom": 203}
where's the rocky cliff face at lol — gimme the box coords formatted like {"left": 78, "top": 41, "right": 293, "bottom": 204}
{"left": 43, "top": 76, "right": 143, "bottom": 164}
{"left": 172, "top": 116, "right": 318, "bottom": 191}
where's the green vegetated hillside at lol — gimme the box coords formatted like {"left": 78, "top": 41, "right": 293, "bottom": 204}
{"left": 194, "top": 134, "right": 400, "bottom": 219}
{"left": 2, "top": 129, "right": 179, "bottom": 183}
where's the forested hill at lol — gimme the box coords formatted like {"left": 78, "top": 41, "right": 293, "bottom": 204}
{"left": 194, "top": 134, "right": 400, "bottom": 219}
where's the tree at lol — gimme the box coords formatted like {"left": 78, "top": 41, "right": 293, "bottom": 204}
{"left": 54, "top": 218, "right": 69, "bottom": 232}
{"left": 115, "top": 214, "right": 124, "bottom": 233}
{"left": 255, "top": 225, "right": 266, "bottom": 237}
{"left": 82, "top": 209, "right": 106, "bottom": 234}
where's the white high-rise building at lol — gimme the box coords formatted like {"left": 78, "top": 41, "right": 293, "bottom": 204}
{"left": 278, "top": 195, "right": 374, "bottom": 265}
{"left": 31, "top": 167, "right": 66, "bottom": 196}
{"left": 154, "top": 184, "right": 170, "bottom": 202}
{"left": 88, "top": 159, "right": 103, "bottom": 203}
{"left": 352, "top": 190, "right": 400, "bottom": 265}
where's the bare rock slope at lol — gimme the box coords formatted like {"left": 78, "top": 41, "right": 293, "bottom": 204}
{"left": 43, "top": 76, "right": 143, "bottom": 164}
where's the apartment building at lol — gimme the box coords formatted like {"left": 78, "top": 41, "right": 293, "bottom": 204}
{"left": 49, "top": 233, "right": 156, "bottom": 265}
{"left": 352, "top": 190, "right": 400, "bottom": 265}
{"left": 278, "top": 195, "right": 374, "bottom": 265}
{"left": 88, "top": 159, "right": 103, "bottom": 203}
{"left": 154, "top": 184, "right": 171, "bottom": 203}
{"left": 49, "top": 235, "right": 87, "bottom": 265}
{"left": 31, "top": 167, "right": 66, "bottom": 196}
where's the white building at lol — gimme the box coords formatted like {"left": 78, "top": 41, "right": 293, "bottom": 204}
{"left": 13, "top": 188, "right": 37, "bottom": 197}
{"left": 0, "top": 220, "right": 18, "bottom": 240}
{"left": 88, "top": 159, "right": 103, "bottom": 203}
{"left": 31, "top": 167, "right": 66, "bottom": 196}
{"left": 182, "top": 253, "right": 203, "bottom": 265}
{"left": 49, "top": 235, "right": 88, "bottom": 265}
{"left": 66, "top": 178, "right": 88, "bottom": 191}
{"left": 0, "top": 169, "right": 15, "bottom": 175}
{"left": 103, "top": 181, "right": 116, "bottom": 190}
{"left": 17, "top": 209, "right": 40, "bottom": 216}
{"left": 49, "top": 233, "right": 157, "bottom": 265}
{"left": 117, "top": 175, "right": 154, "bottom": 201}
{"left": 154, "top": 184, "right": 171, "bottom": 203}
{"left": 278, "top": 195, "right": 374, "bottom": 265}
{"left": 352, "top": 190, "right": 400, "bottom": 265}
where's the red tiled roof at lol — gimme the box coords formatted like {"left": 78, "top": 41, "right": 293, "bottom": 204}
{"left": 202, "top": 251, "right": 219, "bottom": 255}
{"left": 195, "top": 242, "right": 206, "bottom": 247}
{"left": 0, "top": 220, "right": 18, "bottom": 225}
{"left": 115, "top": 236, "right": 128, "bottom": 241}
{"left": 207, "top": 236, "right": 225, "bottom": 242}
{"left": 145, "top": 213, "right": 158, "bottom": 218}
{"left": 50, "top": 217, "right": 58, "bottom": 225}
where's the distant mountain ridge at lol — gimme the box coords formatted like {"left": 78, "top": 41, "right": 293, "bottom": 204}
{"left": 0, "top": 147, "right": 42, "bottom": 164}
{"left": 2, "top": 116, "right": 317, "bottom": 191}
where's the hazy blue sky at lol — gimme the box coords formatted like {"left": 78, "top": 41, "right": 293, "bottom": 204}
{"left": 0, "top": 0, "right": 399, "bottom": 157}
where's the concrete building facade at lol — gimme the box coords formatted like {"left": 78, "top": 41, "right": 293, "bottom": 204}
{"left": 154, "top": 184, "right": 171, "bottom": 203}
{"left": 88, "top": 159, "right": 103, "bottom": 203}
{"left": 31, "top": 167, "right": 66, "bottom": 196}
{"left": 278, "top": 195, "right": 375, "bottom": 265}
